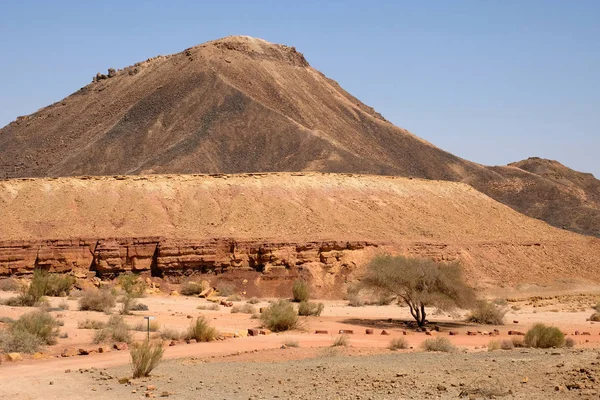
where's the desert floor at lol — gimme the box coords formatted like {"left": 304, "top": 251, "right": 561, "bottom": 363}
{"left": 2, "top": 290, "right": 600, "bottom": 399}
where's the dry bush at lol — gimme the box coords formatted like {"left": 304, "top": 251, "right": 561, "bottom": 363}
{"left": 590, "top": 312, "right": 600, "bottom": 321}
{"left": 487, "top": 340, "right": 501, "bottom": 351}
{"left": 247, "top": 297, "right": 261, "bottom": 304}
{"left": 524, "top": 323, "right": 565, "bottom": 348}
{"left": 0, "top": 329, "right": 42, "bottom": 353}
{"left": 500, "top": 340, "right": 514, "bottom": 350}
{"left": 348, "top": 295, "right": 365, "bottom": 307}
{"left": 227, "top": 294, "right": 242, "bottom": 302}
{"left": 77, "top": 319, "right": 106, "bottom": 330}
{"left": 159, "top": 328, "right": 182, "bottom": 341}
{"left": 117, "top": 274, "right": 146, "bottom": 298}
{"left": 292, "top": 280, "right": 310, "bottom": 302}
{"left": 0, "top": 316, "right": 15, "bottom": 324}
{"left": 132, "top": 321, "right": 160, "bottom": 332}
{"left": 216, "top": 282, "right": 236, "bottom": 297}
{"left": 130, "top": 340, "right": 164, "bottom": 378}
{"left": 0, "top": 278, "right": 21, "bottom": 292}
{"left": 388, "top": 337, "right": 409, "bottom": 350}
{"left": 466, "top": 300, "right": 507, "bottom": 325}
{"left": 130, "top": 302, "right": 148, "bottom": 311}
{"left": 57, "top": 300, "right": 70, "bottom": 311}
{"left": 298, "top": 301, "right": 324, "bottom": 316}
{"left": 282, "top": 338, "right": 300, "bottom": 348}
{"left": 11, "top": 310, "right": 60, "bottom": 346}
{"left": 197, "top": 303, "right": 220, "bottom": 311}
{"left": 93, "top": 315, "right": 132, "bottom": 344}
{"left": 511, "top": 337, "right": 525, "bottom": 348}
{"left": 231, "top": 304, "right": 257, "bottom": 314}
{"left": 79, "top": 289, "right": 116, "bottom": 312}
{"left": 180, "top": 281, "right": 206, "bottom": 296}
{"left": 332, "top": 335, "right": 349, "bottom": 347}
{"left": 260, "top": 300, "right": 298, "bottom": 332}
{"left": 185, "top": 316, "right": 218, "bottom": 342}
{"left": 422, "top": 337, "right": 456, "bottom": 352}
{"left": 565, "top": 337, "right": 575, "bottom": 348}
{"left": 2, "top": 270, "right": 75, "bottom": 307}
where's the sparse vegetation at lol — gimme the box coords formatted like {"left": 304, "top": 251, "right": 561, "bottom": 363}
{"left": 2, "top": 270, "right": 75, "bottom": 307}
{"left": 297, "top": 301, "right": 324, "bottom": 316}
{"left": 180, "top": 281, "right": 207, "bottom": 296}
{"left": 93, "top": 315, "right": 132, "bottom": 344}
{"left": 133, "top": 320, "right": 160, "bottom": 332}
{"left": 77, "top": 319, "right": 106, "bottom": 330}
{"left": 0, "top": 278, "right": 21, "bottom": 292}
{"left": 360, "top": 255, "right": 476, "bottom": 327}
{"left": 227, "top": 294, "right": 242, "bottom": 302}
{"left": 247, "top": 297, "right": 261, "bottom": 304}
{"left": 216, "top": 282, "right": 236, "bottom": 297}
{"left": 118, "top": 273, "right": 146, "bottom": 298}
{"left": 159, "top": 328, "right": 182, "bottom": 341}
{"left": 197, "top": 303, "right": 220, "bottom": 311}
{"left": 79, "top": 289, "right": 116, "bottom": 312}
{"left": 57, "top": 299, "right": 70, "bottom": 310}
{"left": 388, "top": 337, "right": 409, "bottom": 350}
{"left": 130, "top": 340, "right": 164, "bottom": 378}
{"left": 0, "top": 329, "right": 42, "bottom": 353}
{"left": 130, "top": 302, "right": 148, "bottom": 311}
{"left": 466, "top": 300, "right": 507, "bottom": 325}
{"left": 260, "top": 300, "right": 299, "bottom": 332}
{"left": 332, "top": 335, "right": 349, "bottom": 347}
{"left": 0, "top": 310, "right": 60, "bottom": 353}
{"left": 185, "top": 316, "right": 218, "bottom": 342}
{"left": 500, "top": 340, "right": 514, "bottom": 350}
{"left": 283, "top": 338, "right": 300, "bottom": 348}
{"left": 422, "top": 337, "right": 456, "bottom": 352}
{"left": 590, "top": 312, "right": 600, "bottom": 322}
{"left": 524, "top": 323, "right": 565, "bottom": 348}
{"left": 292, "top": 280, "right": 310, "bottom": 302}
{"left": 487, "top": 340, "right": 501, "bottom": 351}
{"left": 565, "top": 337, "right": 575, "bottom": 348}
{"left": 231, "top": 303, "right": 257, "bottom": 314}
{"left": 348, "top": 295, "right": 365, "bottom": 307}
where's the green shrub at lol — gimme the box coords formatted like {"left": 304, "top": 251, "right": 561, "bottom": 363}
{"left": 216, "top": 282, "right": 236, "bottom": 297}
{"left": 79, "top": 289, "right": 116, "bottom": 312}
{"left": 118, "top": 274, "right": 146, "bottom": 298}
{"left": 466, "top": 301, "right": 506, "bottom": 325}
{"left": 231, "top": 304, "right": 257, "bottom": 314}
{"left": 77, "top": 319, "right": 106, "bottom": 329}
{"left": 524, "top": 323, "right": 565, "bottom": 348}
{"left": 93, "top": 315, "right": 132, "bottom": 344}
{"left": 130, "top": 340, "right": 164, "bottom": 378}
{"left": 2, "top": 270, "right": 74, "bottom": 307}
{"left": 11, "top": 310, "right": 60, "bottom": 345}
{"left": 247, "top": 297, "right": 261, "bottom": 304}
{"left": 422, "top": 337, "right": 456, "bottom": 352}
{"left": 260, "top": 300, "right": 298, "bottom": 332}
{"left": 159, "top": 328, "right": 182, "bottom": 341}
{"left": 332, "top": 335, "right": 349, "bottom": 347}
{"left": 298, "top": 301, "right": 324, "bottom": 316}
{"left": 292, "top": 280, "right": 309, "bottom": 302}
{"left": 197, "top": 303, "right": 220, "bottom": 311}
{"left": 185, "top": 316, "right": 218, "bottom": 342}
{"left": 180, "top": 281, "right": 205, "bottom": 296}
{"left": 388, "top": 337, "right": 409, "bottom": 350}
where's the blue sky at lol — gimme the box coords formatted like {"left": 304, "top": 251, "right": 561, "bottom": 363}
{"left": 1, "top": 1, "right": 598, "bottom": 176}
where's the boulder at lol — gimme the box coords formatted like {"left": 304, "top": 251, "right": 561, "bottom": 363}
{"left": 6, "top": 353, "right": 23, "bottom": 362}
{"left": 114, "top": 342, "right": 129, "bottom": 351}
{"left": 61, "top": 347, "right": 78, "bottom": 357}
{"left": 248, "top": 328, "right": 260, "bottom": 336}
{"left": 365, "top": 329, "right": 374, "bottom": 335}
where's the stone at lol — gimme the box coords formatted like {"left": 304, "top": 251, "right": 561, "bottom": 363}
{"left": 160, "top": 392, "right": 170, "bottom": 398}
{"left": 33, "top": 352, "right": 46, "bottom": 359}
{"left": 513, "top": 320, "right": 519, "bottom": 324}
{"left": 314, "top": 330, "right": 328, "bottom": 334}
{"left": 338, "top": 329, "right": 353, "bottom": 334}
{"left": 381, "top": 330, "right": 390, "bottom": 336}
{"left": 61, "top": 347, "right": 78, "bottom": 357}
{"left": 98, "top": 346, "right": 111, "bottom": 353}
{"left": 259, "top": 329, "right": 272, "bottom": 335}
{"left": 170, "top": 291, "right": 180, "bottom": 296}
{"left": 147, "top": 385, "right": 156, "bottom": 391}
{"left": 248, "top": 329, "right": 260, "bottom": 336}
{"left": 449, "top": 331, "right": 459, "bottom": 336}
{"left": 6, "top": 353, "right": 23, "bottom": 362}
{"left": 508, "top": 330, "right": 524, "bottom": 336}
{"left": 114, "top": 342, "right": 129, "bottom": 351}
{"left": 118, "top": 377, "right": 130, "bottom": 384}
{"left": 365, "top": 329, "right": 374, "bottom": 335}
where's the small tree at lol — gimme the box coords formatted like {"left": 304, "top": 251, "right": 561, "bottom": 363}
{"left": 360, "top": 255, "right": 475, "bottom": 327}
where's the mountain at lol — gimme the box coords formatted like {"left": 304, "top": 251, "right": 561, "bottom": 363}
{"left": 0, "top": 36, "right": 598, "bottom": 237}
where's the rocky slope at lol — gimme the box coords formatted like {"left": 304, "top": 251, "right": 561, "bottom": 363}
{"left": 1, "top": 173, "right": 599, "bottom": 289}
{"left": 0, "top": 36, "right": 597, "bottom": 237}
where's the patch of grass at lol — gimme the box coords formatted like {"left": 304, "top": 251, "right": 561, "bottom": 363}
{"left": 332, "top": 335, "right": 349, "bottom": 347}
{"left": 93, "top": 315, "right": 132, "bottom": 344}
{"left": 466, "top": 300, "right": 506, "bottom": 325}
{"left": 524, "top": 323, "right": 565, "bottom": 348}
{"left": 297, "top": 301, "right": 324, "bottom": 316}
{"left": 185, "top": 316, "right": 218, "bottom": 342}
{"left": 422, "top": 337, "right": 456, "bottom": 352}
{"left": 77, "top": 319, "right": 106, "bottom": 330}
{"left": 197, "top": 303, "right": 220, "bottom": 311}
{"left": 159, "top": 328, "right": 182, "bottom": 341}
{"left": 511, "top": 337, "right": 525, "bottom": 348}
{"left": 487, "top": 340, "right": 501, "bottom": 351}
{"left": 388, "top": 337, "right": 409, "bottom": 350}
{"left": 180, "top": 281, "right": 206, "bottom": 296}
{"left": 130, "top": 340, "right": 164, "bottom": 378}
{"left": 231, "top": 304, "right": 257, "bottom": 314}
{"left": 260, "top": 300, "right": 299, "bottom": 332}
{"left": 216, "top": 282, "right": 236, "bottom": 297}
{"left": 247, "top": 297, "right": 261, "bottom": 304}
{"left": 132, "top": 321, "right": 160, "bottom": 332}
{"left": 292, "top": 280, "right": 309, "bottom": 302}
{"left": 79, "top": 289, "right": 116, "bottom": 312}
{"left": 282, "top": 338, "right": 300, "bottom": 348}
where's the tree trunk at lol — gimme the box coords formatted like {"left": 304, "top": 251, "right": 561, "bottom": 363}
{"left": 419, "top": 303, "right": 427, "bottom": 326}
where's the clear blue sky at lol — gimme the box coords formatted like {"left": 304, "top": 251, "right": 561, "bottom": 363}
{"left": 1, "top": 1, "right": 598, "bottom": 177}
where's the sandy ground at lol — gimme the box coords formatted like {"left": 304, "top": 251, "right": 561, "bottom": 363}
{"left": 2, "top": 290, "right": 600, "bottom": 399}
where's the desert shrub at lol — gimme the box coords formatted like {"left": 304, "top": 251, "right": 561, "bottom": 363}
{"left": 565, "top": 337, "right": 575, "bottom": 348}
{"left": 231, "top": 304, "right": 257, "bottom": 314}
{"left": 493, "top": 298, "right": 508, "bottom": 306}
{"left": 159, "top": 328, "right": 182, "bottom": 341}
{"left": 93, "top": 315, "right": 132, "bottom": 344}
{"left": 197, "top": 303, "right": 220, "bottom": 311}
{"left": 216, "top": 282, "right": 236, "bottom": 297}
{"left": 132, "top": 321, "right": 160, "bottom": 332}
{"left": 0, "top": 329, "right": 42, "bottom": 353}
{"left": 487, "top": 340, "right": 501, "bottom": 351}
{"left": 260, "top": 300, "right": 298, "bottom": 332}
{"left": 11, "top": 310, "right": 60, "bottom": 346}
{"left": 180, "top": 281, "right": 206, "bottom": 296}
{"left": 292, "top": 280, "right": 309, "bottom": 302}
{"left": 79, "top": 289, "right": 116, "bottom": 312}
{"left": 0, "top": 278, "right": 21, "bottom": 292}
{"left": 348, "top": 295, "right": 365, "bottom": 307}
{"left": 500, "top": 340, "right": 514, "bottom": 350}
{"left": 298, "top": 301, "right": 324, "bottom": 316}
{"left": 130, "top": 340, "right": 164, "bottom": 378}
{"left": 511, "top": 337, "right": 525, "bottom": 348}
{"left": 376, "top": 294, "right": 395, "bottom": 306}
{"left": 422, "top": 337, "right": 456, "bottom": 352}
{"left": 59, "top": 332, "right": 68, "bottom": 339}
{"left": 0, "top": 316, "right": 15, "bottom": 324}
{"left": 332, "top": 335, "right": 349, "bottom": 347}
{"left": 130, "top": 302, "right": 148, "bottom": 311}
{"left": 283, "top": 338, "right": 300, "bottom": 348}
{"left": 118, "top": 274, "right": 146, "bottom": 298}
{"left": 247, "top": 297, "right": 261, "bottom": 304}
{"left": 57, "top": 299, "right": 70, "bottom": 311}
{"left": 77, "top": 319, "right": 106, "bottom": 330}
{"left": 227, "top": 294, "right": 242, "bottom": 302}
{"left": 466, "top": 300, "right": 507, "bottom": 325}
{"left": 524, "top": 323, "right": 565, "bottom": 348}
{"left": 590, "top": 312, "right": 600, "bottom": 322}
{"left": 119, "top": 295, "right": 136, "bottom": 315}
{"left": 388, "top": 337, "right": 409, "bottom": 350}
{"left": 361, "top": 255, "right": 475, "bottom": 327}
{"left": 2, "top": 270, "right": 74, "bottom": 307}
{"left": 186, "top": 316, "right": 218, "bottom": 342}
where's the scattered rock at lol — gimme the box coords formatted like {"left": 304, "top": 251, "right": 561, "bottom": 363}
{"left": 315, "top": 330, "right": 328, "bottom": 334}
{"left": 248, "top": 329, "right": 260, "bottom": 336}
{"left": 338, "top": 330, "right": 353, "bottom": 334}
{"left": 61, "top": 347, "right": 78, "bottom": 357}
{"left": 381, "top": 330, "right": 390, "bottom": 336}
{"left": 365, "top": 329, "right": 374, "bottom": 335}
{"left": 6, "top": 353, "right": 22, "bottom": 362}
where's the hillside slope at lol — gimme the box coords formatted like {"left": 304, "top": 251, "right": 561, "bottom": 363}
{"left": 0, "top": 36, "right": 598, "bottom": 237}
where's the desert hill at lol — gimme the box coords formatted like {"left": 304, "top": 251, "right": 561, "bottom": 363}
{"left": 1, "top": 173, "right": 599, "bottom": 290}
{"left": 0, "top": 36, "right": 598, "bottom": 237}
